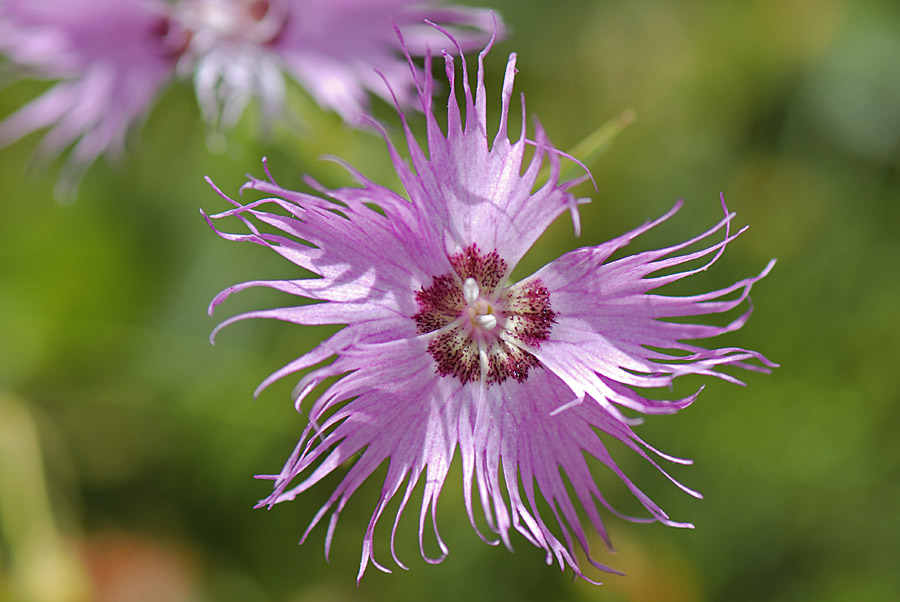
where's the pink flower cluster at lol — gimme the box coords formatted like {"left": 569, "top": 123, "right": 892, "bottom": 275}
{"left": 0, "top": 0, "right": 500, "bottom": 192}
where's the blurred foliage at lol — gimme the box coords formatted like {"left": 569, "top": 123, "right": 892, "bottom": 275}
{"left": 1, "top": 0, "right": 898, "bottom": 601}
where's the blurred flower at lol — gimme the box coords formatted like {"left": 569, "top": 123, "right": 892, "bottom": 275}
{"left": 0, "top": 0, "right": 500, "bottom": 196}
{"left": 0, "top": 0, "right": 177, "bottom": 198}
{"left": 173, "top": 0, "right": 502, "bottom": 134}
{"left": 204, "top": 29, "right": 775, "bottom": 582}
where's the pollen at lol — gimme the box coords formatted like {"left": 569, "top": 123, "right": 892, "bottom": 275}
{"left": 413, "top": 244, "right": 556, "bottom": 385}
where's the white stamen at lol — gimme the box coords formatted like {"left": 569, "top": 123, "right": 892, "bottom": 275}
{"left": 475, "top": 313, "right": 498, "bottom": 330}
{"left": 462, "top": 277, "right": 480, "bottom": 305}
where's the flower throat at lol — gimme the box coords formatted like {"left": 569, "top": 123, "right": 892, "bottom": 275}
{"left": 413, "top": 244, "right": 555, "bottom": 386}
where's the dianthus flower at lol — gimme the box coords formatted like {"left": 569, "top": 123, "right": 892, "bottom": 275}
{"left": 204, "top": 28, "right": 775, "bottom": 582}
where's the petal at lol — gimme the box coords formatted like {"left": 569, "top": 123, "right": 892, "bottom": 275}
{"left": 204, "top": 169, "right": 447, "bottom": 318}
{"left": 257, "top": 336, "right": 466, "bottom": 578}
{"left": 526, "top": 200, "right": 776, "bottom": 413}
{"left": 0, "top": 0, "right": 175, "bottom": 185}
{"left": 386, "top": 35, "right": 586, "bottom": 269}
{"left": 272, "top": 0, "right": 501, "bottom": 122}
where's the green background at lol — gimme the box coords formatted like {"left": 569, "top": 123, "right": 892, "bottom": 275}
{"left": 1, "top": 0, "right": 898, "bottom": 600}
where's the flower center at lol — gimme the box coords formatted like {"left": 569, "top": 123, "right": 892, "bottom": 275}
{"left": 463, "top": 277, "right": 498, "bottom": 331}
{"left": 413, "top": 244, "right": 555, "bottom": 386}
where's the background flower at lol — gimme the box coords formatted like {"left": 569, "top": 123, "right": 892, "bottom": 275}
{"left": 0, "top": 0, "right": 176, "bottom": 198}
{"left": 0, "top": 0, "right": 501, "bottom": 195}
{"left": 176, "top": 0, "right": 502, "bottom": 134}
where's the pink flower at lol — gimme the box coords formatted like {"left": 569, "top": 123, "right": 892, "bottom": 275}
{"left": 204, "top": 29, "right": 775, "bottom": 582}
{"left": 173, "top": 0, "right": 502, "bottom": 132}
{"left": 0, "top": 0, "right": 501, "bottom": 195}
